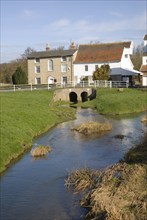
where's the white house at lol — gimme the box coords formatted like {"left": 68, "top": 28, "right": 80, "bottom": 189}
{"left": 74, "top": 41, "right": 141, "bottom": 84}
{"left": 140, "top": 34, "right": 147, "bottom": 86}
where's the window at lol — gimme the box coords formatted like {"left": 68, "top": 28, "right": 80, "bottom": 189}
{"left": 85, "top": 65, "right": 88, "bottom": 71}
{"left": 61, "top": 56, "right": 67, "bottom": 62}
{"left": 48, "top": 59, "right": 53, "bottom": 71}
{"left": 95, "top": 65, "right": 98, "bottom": 70}
{"left": 35, "top": 58, "right": 40, "bottom": 63}
{"left": 61, "top": 64, "right": 67, "bottom": 72}
{"left": 125, "top": 54, "right": 128, "bottom": 58}
{"left": 35, "top": 77, "right": 41, "bottom": 84}
{"left": 35, "top": 66, "right": 40, "bottom": 73}
{"left": 62, "top": 76, "right": 67, "bottom": 83}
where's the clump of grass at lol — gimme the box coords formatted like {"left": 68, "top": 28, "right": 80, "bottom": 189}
{"left": 65, "top": 167, "right": 100, "bottom": 192}
{"left": 73, "top": 121, "right": 112, "bottom": 135}
{"left": 141, "top": 115, "right": 147, "bottom": 124}
{"left": 31, "top": 145, "right": 52, "bottom": 157}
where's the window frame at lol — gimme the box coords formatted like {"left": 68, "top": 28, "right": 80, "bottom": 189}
{"left": 48, "top": 59, "right": 53, "bottom": 71}
{"left": 95, "top": 65, "right": 98, "bottom": 70}
{"left": 35, "top": 66, "right": 40, "bottom": 73}
{"left": 61, "top": 56, "right": 67, "bottom": 62}
{"left": 35, "top": 58, "right": 40, "bottom": 63}
{"left": 85, "top": 65, "right": 88, "bottom": 71}
{"left": 61, "top": 64, "right": 67, "bottom": 72}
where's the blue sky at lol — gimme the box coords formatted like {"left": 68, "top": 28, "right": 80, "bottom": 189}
{"left": 1, "top": 0, "right": 146, "bottom": 63}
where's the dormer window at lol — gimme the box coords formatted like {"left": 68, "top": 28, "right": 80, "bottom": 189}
{"left": 61, "top": 56, "right": 67, "bottom": 62}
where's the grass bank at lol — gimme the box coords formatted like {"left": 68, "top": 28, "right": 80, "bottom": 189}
{"left": 75, "top": 88, "right": 147, "bottom": 115}
{"left": 0, "top": 90, "right": 76, "bottom": 173}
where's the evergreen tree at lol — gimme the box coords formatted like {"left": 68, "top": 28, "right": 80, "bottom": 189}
{"left": 12, "top": 67, "right": 28, "bottom": 84}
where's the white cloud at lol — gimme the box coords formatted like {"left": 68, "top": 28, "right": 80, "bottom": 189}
{"left": 45, "top": 12, "right": 145, "bottom": 37}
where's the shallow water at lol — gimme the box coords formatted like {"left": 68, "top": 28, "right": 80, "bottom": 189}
{"left": 0, "top": 108, "right": 146, "bottom": 220}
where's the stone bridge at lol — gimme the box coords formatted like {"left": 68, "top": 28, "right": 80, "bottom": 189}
{"left": 53, "top": 87, "right": 96, "bottom": 102}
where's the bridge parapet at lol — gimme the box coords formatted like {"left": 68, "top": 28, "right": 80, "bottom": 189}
{"left": 53, "top": 87, "right": 92, "bottom": 102}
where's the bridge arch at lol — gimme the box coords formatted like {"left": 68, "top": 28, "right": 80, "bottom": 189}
{"left": 81, "top": 91, "right": 88, "bottom": 102}
{"left": 69, "top": 92, "right": 78, "bottom": 103}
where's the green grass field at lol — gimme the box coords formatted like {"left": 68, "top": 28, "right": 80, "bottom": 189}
{"left": 78, "top": 88, "right": 147, "bottom": 115}
{"left": 0, "top": 90, "right": 75, "bottom": 173}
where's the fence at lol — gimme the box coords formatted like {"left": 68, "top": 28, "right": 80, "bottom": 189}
{"left": 0, "top": 80, "right": 129, "bottom": 92}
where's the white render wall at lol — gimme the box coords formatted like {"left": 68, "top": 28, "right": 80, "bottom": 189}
{"left": 74, "top": 62, "right": 121, "bottom": 82}
{"left": 120, "top": 49, "right": 134, "bottom": 69}
{"left": 143, "top": 56, "right": 147, "bottom": 65}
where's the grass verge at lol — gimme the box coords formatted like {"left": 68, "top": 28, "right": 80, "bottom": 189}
{"left": 0, "top": 90, "right": 76, "bottom": 173}
{"left": 74, "top": 88, "right": 147, "bottom": 115}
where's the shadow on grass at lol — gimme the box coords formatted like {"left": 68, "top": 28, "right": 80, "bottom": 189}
{"left": 123, "top": 133, "right": 147, "bottom": 164}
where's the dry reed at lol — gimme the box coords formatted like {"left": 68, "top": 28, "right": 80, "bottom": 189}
{"left": 73, "top": 121, "right": 112, "bottom": 135}
{"left": 141, "top": 115, "right": 147, "bottom": 124}
{"left": 65, "top": 167, "right": 100, "bottom": 192}
{"left": 31, "top": 145, "right": 52, "bottom": 157}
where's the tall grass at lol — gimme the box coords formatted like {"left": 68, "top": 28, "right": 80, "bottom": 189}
{"left": 0, "top": 90, "right": 75, "bottom": 173}
{"left": 80, "top": 88, "right": 147, "bottom": 115}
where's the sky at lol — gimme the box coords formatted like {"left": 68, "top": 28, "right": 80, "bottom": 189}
{"left": 1, "top": 0, "right": 147, "bottom": 63}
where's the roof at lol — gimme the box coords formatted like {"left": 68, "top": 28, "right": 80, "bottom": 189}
{"left": 140, "top": 65, "right": 147, "bottom": 73}
{"left": 27, "top": 49, "right": 77, "bottom": 59}
{"left": 110, "top": 67, "right": 142, "bottom": 76}
{"left": 144, "top": 34, "right": 147, "bottom": 40}
{"left": 74, "top": 42, "right": 131, "bottom": 64}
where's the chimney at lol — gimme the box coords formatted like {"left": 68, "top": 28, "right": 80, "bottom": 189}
{"left": 70, "top": 42, "right": 76, "bottom": 49}
{"left": 46, "top": 43, "right": 50, "bottom": 51}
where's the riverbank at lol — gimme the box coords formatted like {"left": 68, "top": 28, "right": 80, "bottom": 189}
{"left": 0, "top": 90, "right": 76, "bottom": 173}
{"left": 66, "top": 134, "right": 147, "bottom": 220}
{"left": 74, "top": 88, "right": 147, "bottom": 115}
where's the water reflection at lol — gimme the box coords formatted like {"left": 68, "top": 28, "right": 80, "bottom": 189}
{"left": 0, "top": 108, "right": 146, "bottom": 220}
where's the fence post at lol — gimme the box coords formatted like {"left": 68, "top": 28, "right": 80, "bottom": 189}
{"left": 13, "top": 85, "right": 15, "bottom": 92}
{"left": 110, "top": 81, "right": 112, "bottom": 88}
{"left": 105, "top": 80, "right": 107, "bottom": 87}
{"left": 30, "top": 84, "right": 32, "bottom": 91}
{"left": 82, "top": 81, "right": 84, "bottom": 88}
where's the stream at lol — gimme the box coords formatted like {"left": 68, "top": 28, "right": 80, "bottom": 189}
{"left": 0, "top": 108, "right": 146, "bottom": 220}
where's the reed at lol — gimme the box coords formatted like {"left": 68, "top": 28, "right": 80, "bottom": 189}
{"left": 31, "top": 145, "right": 52, "bottom": 157}
{"left": 65, "top": 167, "right": 100, "bottom": 192}
{"left": 141, "top": 115, "right": 147, "bottom": 124}
{"left": 73, "top": 121, "right": 112, "bottom": 135}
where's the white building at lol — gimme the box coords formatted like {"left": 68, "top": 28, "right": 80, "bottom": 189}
{"left": 74, "top": 41, "right": 141, "bottom": 84}
{"left": 140, "top": 34, "right": 147, "bottom": 86}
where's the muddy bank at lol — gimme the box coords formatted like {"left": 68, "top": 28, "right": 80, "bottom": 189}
{"left": 66, "top": 135, "right": 147, "bottom": 220}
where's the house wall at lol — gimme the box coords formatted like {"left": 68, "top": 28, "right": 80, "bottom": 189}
{"left": 120, "top": 49, "right": 134, "bottom": 69}
{"left": 28, "top": 54, "right": 76, "bottom": 84}
{"left": 143, "top": 56, "right": 147, "bottom": 65}
{"left": 74, "top": 62, "right": 121, "bottom": 83}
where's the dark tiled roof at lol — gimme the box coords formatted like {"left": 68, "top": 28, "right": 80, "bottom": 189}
{"left": 140, "top": 65, "right": 147, "bottom": 72}
{"left": 144, "top": 34, "right": 147, "bottom": 40}
{"left": 74, "top": 42, "right": 131, "bottom": 64}
{"left": 27, "top": 49, "right": 77, "bottom": 59}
